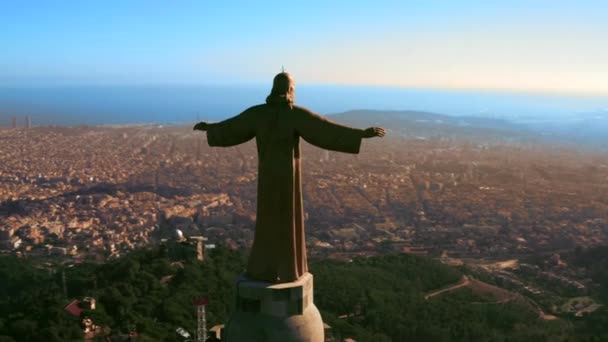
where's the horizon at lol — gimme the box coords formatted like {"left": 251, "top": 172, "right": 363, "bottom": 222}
{"left": 1, "top": 1, "right": 607, "bottom": 143}
{"left": 2, "top": 83, "right": 608, "bottom": 127}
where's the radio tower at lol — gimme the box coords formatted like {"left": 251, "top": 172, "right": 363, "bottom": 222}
{"left": 196, "top": 113, "right": 201, "bottom": 161}
{"left": 62, "top": 268, "right": 68, "bottom": 299}
{"left": 193, "top": 296, "right": 208, "bottom": 342}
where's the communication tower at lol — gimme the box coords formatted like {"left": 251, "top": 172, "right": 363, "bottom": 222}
{"left": 196, "top": 113, "right": 202, "bottom": 161}
{"left": 192, "top": 296, "right": 208, "bottom": 342}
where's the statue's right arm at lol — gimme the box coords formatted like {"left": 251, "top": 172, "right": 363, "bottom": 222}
{"left": 205, "top": 107, "right": 257, "bottom": 147}
{"left": 193, "top": 122, "right": 209, "bottom": 131}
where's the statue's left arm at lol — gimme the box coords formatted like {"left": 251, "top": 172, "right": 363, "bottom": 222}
{"left": 294, "top": 107, "right": 365, "bottom": 153}
{"left": 203, "top": 107, "right": 257, "bottom": 147}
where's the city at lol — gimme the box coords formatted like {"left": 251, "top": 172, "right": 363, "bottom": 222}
{"left": 1, "top": 119, "right": 607, "bottom": 321}
{"left": 2, "top": 121, "right": 606, "bottom": 261}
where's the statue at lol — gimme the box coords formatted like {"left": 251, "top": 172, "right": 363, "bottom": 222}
{"left": 194, "top": 72, "right": 385, "bottom": 283}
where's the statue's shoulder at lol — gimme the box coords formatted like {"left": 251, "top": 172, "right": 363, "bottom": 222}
{"left": 292, "top": 105, "right": 313, "bottom": 115}
{"left": 252, "top": 103, "right": 302, "bottom": 114}
{"left": 238, "top": 104, "right": 268, "bottom": 117}
{"left": 245, "top": 104, "right": 267, "bottom": 113}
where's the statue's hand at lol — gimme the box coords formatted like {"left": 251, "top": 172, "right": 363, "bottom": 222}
{"left": 193, "top": 122, "right": 209, "bottom": 131}
{"left": 363, "top": 127, "right": 385, "bottom": 138}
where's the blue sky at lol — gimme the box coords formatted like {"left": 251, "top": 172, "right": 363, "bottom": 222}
{"left": 1, "top": 1, "right": 607, "bottom": 94}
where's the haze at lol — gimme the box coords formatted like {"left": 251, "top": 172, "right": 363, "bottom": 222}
{"left": 1, "top": 1, "right": 607, "bottom": 145}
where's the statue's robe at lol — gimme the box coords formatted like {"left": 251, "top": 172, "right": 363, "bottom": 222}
{"left": 206, "top": 103, "right": 364, "bottom": 283}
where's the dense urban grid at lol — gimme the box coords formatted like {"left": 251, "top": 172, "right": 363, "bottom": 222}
{"left": 1, "top": 120, "right": 607, "bottom": 329}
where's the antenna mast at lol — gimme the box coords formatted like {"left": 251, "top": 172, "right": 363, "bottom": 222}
{"left": 196, "top": 113, "right": 201, "bottom": 162}
{"left": 193, "top": 297, "right": 208, "bottom": 342}
{"left": 62, "top": 268, "right": 68, "bottom": 299}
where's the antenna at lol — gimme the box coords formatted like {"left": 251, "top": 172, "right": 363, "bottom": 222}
{"left": 193, "top": 296, "right": 209, "bottom": 342}
{"left": 62, "top": 268, "right": 67, "bottom": 299}
{"left": 196, "top": 113, "right": 201, "bottom": 162}
{"left": 63, "top": 264, "right": 74, "bottom": 299}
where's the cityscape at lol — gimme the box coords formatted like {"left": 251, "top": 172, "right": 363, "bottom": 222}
{"left": 2, "top": 118, "right": 607, "bottom": 260}
{"left": 2, "top": 1, "right": 608, "bottom": 340}
{"left": 1, "top": 116, "right": 607, "bottom": 328}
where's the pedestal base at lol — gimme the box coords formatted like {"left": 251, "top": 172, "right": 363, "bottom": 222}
{"left": 224, "top": 272, "right": 324, "bottom": 342}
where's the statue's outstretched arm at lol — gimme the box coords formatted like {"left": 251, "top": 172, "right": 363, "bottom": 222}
{"left": 295, "top": 107, "right": 365, "bottom": 154}
{"left": 199, "top": 108, "right": 256, "bottom": 147}
{"left": 362, "top": 127, "right": 386, "bottom": 138}
{"left": 193, "top": 122, "right": 209, "bottom": 131}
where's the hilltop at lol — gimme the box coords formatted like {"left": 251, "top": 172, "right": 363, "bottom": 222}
{"left": 0, "top": 245, "right": 587, "bottom": 341}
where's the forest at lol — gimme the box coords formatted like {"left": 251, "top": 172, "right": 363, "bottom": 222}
{"left": 0, "top": 244, "right": 607, "bottom": 341}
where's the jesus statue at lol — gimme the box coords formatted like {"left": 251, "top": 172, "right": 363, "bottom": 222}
{"left": 194, "top": 72, "right": 385, "bottom": 283}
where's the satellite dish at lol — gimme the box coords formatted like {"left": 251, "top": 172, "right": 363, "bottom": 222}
{"left": 175, "top": 229, "right": 184, "bottom": 240}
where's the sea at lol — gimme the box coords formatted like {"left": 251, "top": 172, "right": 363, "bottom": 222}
{"left": 0, "top": 84, "right": 607, "bottom": 128}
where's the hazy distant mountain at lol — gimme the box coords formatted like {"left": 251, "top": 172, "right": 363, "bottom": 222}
{"left": 515, "top": 109, "right": 608, "bottom": 150}
{"left": 329, "top": 109, "right": 533, "bottom": 143}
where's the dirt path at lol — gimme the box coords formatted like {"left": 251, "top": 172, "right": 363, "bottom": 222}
{"left": 425, "top": 275, "right": 558, "bottom": 321}
{"left": 424, "top": 275, "right": 470, "bottom": 300}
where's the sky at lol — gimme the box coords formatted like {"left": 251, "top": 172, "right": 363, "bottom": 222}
{"left": 1, "top": 1, "right": 607, "bottom": 95}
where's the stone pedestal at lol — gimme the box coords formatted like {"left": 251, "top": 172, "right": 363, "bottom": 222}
{"left": 224, "top": 272, "right": 324, "bottom": 342}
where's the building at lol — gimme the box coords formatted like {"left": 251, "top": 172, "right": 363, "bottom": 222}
{"left": 0, "top": 236, "right": 22, "bottom": 250}
{"left": 64, "top": 297, "right": 96, "bottom": 317}
{"left": 81, "top": 297, "right": 96, "bottom": 310}
{"left": 49, "top": 246, "right": 68, "bottom": 256}
{"left": 25, "top": 115, "right": 31, "bottom": 130}
{"left": 0, "top": 227, "right": 15, "bottom": 240}
{"left": 64, "top": 299, "right": 83, "bottom": 317}
{"left": 190, "top": 236, "right": 207, "bottom": 262}
{"left": 11, "top": 117, "right": 17, "bottom": 129}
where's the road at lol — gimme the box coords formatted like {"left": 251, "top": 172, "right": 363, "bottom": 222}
{"left": 424, "top": 275, "right": 470, "bottom": 300}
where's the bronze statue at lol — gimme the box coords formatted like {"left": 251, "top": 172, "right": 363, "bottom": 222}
{"left": 194, "top": 72, "right": 385, "bottom": 283}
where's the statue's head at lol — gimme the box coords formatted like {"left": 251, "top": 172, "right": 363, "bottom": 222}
{"left": 266, "top": 72, "right": 295, "bottom": 105}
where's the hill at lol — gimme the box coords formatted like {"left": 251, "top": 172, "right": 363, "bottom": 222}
{"left": 329, "top": 110, "right": 533, "bottom": 143}
{"left": 0, "top": 246, "right": 585, "bottom": 341}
